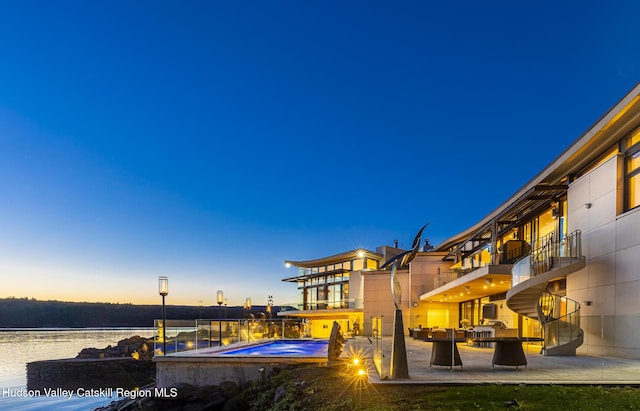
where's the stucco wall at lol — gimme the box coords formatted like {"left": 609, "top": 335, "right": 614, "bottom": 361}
{"left": 568, "top": 156, "right": 640, "bottom": 358}
{"left": 408, "top": 253, "right": 457, "bottom": 329}
{"left": 361, "top": 269, "right": 407, "bottom": 336}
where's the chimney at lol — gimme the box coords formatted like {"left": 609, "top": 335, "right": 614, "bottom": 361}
{"left": 394, "top": 239, "right": 398, "bottom": 248}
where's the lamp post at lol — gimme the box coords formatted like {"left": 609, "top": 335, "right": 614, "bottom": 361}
{"left": 158, "top": 276, "right": 169, "bottom": 355}
{"left": 217, "top": 290, "right": 224, "bottom": 347}
{"left": 267, "top": 295, "right": 273, "bottom": 338}
{"left": 245, "top": 297, "right": 252, "bottom": 342}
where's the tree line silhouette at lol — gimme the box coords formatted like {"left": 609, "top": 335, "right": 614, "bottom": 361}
{"left": 0, "top": 297, "right": 283, "bottom": 328}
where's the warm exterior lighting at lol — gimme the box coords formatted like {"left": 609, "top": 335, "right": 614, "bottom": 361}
{"left": 357, "top": 249, "right": 365, "bottom": 258}
{"left": 246, "top": 297, "right": 252, "bottom": 310}
{"left": 357, "top": 368, "right": 367, "bottom": 376}
{"left": 285, "top": 262, "right": 291, "bottom": 268}
{"left": 158, "top": 276, "right": 168, "bottom": 355}
{"left": 352, "top": 357, "right": 360, "bottom": 366}
{"left": 217, "top": 290, "right": 224, "bottom": 347}
{"left": 158, "top": 276, "right": 169, "bottom": 297}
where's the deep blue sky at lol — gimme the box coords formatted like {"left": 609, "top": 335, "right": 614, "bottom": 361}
{"left": 1, "top": 1, "right": 639, "bottom": 306}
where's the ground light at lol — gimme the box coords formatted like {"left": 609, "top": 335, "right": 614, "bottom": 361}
{"left": 346, "top": 346, "right": 368, "bottom": 379}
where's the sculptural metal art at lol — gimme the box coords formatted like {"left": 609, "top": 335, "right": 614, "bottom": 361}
{"left": 381, "top": 223, "right": 428, "bottom": 379}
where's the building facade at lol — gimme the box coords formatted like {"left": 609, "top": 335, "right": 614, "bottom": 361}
{"left": 280, "top": 83, "right": 640, "bottom": 359}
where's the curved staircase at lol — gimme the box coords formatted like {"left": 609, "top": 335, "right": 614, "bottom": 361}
{"left": 506, "top": 230, "right": 585, "bottom": 356}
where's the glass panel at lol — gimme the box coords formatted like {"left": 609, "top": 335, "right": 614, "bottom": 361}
{"left": 342, "top": 283, "right": 349, "bottom": 308}
{"left": 628, "top": 128, "right": 640, "bottom": 148}
{"left": 629, "top": 173, "right": 640, "bottom": 210}
{"left": 627, "top": 151, "right": 640, "bottom": 173}
{"left": 353, "top": 258, "right": 364, "bottom": 271}
{"left": 538, "top": 208, "right": 555, "bottom": 240}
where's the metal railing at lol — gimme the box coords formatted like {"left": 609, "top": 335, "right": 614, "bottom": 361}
{"left": 512, "top": 230, "right": 583, "bottom": 287}
{"left": 530, "top": 230, "right": 582, "bottom": 276}
{"left": 278, "top": 298, "right": 362, "bottom": 311}
{"left": 540, "top": 290, "right": 582, "bottom": 351}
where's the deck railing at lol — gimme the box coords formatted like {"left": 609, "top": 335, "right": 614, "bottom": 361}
{"left": 512, "top": 230, "right": 583, "bottom": 287}
{"left": 153, "top": 318, "right": 312, "bottom": 355}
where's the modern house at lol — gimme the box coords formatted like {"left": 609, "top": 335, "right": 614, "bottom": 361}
{"left": 281, "top": 82, "right": 640, "bottom": 359}
{"left": 280, "top": 248, "right": 389, "bottom": 338}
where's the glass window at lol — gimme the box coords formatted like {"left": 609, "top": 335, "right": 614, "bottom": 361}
{"left": 342, "top": 283, "right": 349, "bottom": 308}
{"left": 628, "top": 173, "right": 640, "bottom": 211}
{"left": 627, "top": 150, "right": 640, "bottom": 173}
{"left": 629, "top": 128, "right": 640, "bottom": 148}
{"left": 625, "top": 130, "right": 640, "bottom": 212}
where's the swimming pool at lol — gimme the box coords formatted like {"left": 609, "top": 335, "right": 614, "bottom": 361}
{"left": 219, "top": 339, "right": 328, "bottom": 357}
{"left": 155, "top": 339, "right": 331, "bottom": 388}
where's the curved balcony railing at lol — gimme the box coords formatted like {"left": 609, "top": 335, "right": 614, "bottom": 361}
{"left": 511, "top": 230, "right": 583, "bottom": 288}
{"left": 540, "top": 290, "right": 582, "bottom": 354}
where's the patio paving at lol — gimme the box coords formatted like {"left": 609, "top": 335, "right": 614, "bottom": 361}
{"left": 343, "top": 337, "right": 640, "bottom": 385}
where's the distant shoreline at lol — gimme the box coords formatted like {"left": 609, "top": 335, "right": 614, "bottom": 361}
{"left": 0, "top": 327, "right": 155, "bottom": 332}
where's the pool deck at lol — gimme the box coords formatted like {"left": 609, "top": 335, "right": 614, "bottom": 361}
{"left": 154, "top": 339, "right": 330, "bottom": 388}
{"left": 344, "top": 337, "right": 640, "bottom": 385}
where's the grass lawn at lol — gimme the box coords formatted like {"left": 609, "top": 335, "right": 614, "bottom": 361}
{"left": 238, "top": 362, "right": 640, "bottom": 410}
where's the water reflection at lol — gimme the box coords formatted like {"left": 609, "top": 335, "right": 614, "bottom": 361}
{"left": 0, "top": 328, "right": 153, "bottom": 410}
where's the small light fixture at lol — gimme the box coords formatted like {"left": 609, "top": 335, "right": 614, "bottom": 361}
{"left": 584, "top": 300, "right": 592, "bottom": 306}
{"left": 584, "top": 203, "right": 592, "bottom": 209}
{"left": 357, "top": 249, "right": 365, "bottom": 258}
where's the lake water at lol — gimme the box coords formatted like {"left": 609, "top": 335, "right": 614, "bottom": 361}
{"left": 0, "top": 328, "right": 154, "bottom": 411}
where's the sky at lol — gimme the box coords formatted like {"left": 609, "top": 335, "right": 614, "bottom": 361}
{"left": 1, "top": 1, "right": 639, "bottom": 307}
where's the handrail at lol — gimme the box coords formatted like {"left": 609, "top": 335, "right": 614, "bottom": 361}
{"left": 530, "top": 230, "right": 582, "bottom": 276}
{"left": 540, "top": 289, "right": 582, "bottom": 351}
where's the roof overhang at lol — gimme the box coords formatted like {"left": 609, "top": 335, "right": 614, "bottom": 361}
{"left": 420, "top": 265, "right": 512, "bottom": 303}
{"left": 285, "top": 249, "right": 383, "bottom": 269}
{"left": 282, "top": 268, "right": 349, "bottom": 282}
{"left": 439, "top": 184, "right": 567, "bottom": 259}
{"left": 276, "top": 308, "right": 362, "bottom": 318}
{"left": 435, "top": 82, "right": 640, "bottom": 252}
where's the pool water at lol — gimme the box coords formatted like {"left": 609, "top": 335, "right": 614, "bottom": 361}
{"left": 219, "top": 339, "right": 328, "bottom": 356}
